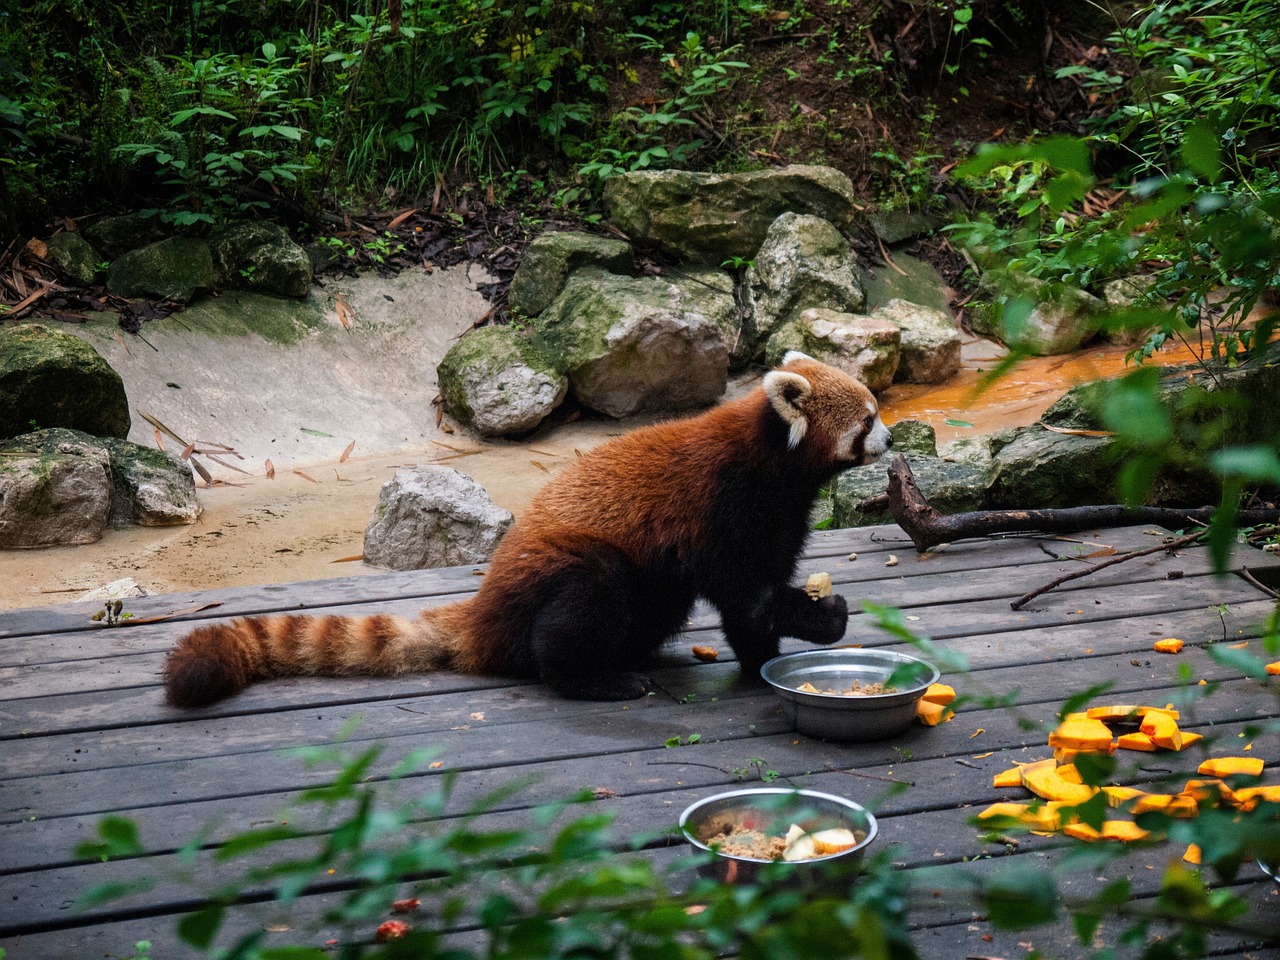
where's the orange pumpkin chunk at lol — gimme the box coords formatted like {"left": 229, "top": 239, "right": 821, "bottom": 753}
{"left": 1197, "top": 757, "right": 1264, "bottom": 778}
{"left": 1116, "top": 732, "right": 1158, "bottom": 752}
{"left": 915, "top": 699, "right": 952, "bottom": 726}
{"left": 1086, "top": 704, "right": 1180, "bottom": 723}
{"left": 1153, "top": 638, "right": 1184, "bottom": 654}
{"left": 1022, "top": 764, "right": 1098, "bottom": 804}
{"left": 921, "top": 682, "right": 956, "bottom": 705}
{"left": 1140, "top": 711, "right": 1183, "bottom": 750}
{"left": 1048, "top": 717, "right": 1114, "bottom": 751}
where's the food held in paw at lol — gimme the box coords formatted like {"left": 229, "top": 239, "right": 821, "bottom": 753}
{"left": 805, "top": 572, "right": 833, "bottom": 600}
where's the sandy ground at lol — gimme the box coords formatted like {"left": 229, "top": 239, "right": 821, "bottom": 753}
{"left": 0, "top": 268, "right": 1194, "bottom": 612}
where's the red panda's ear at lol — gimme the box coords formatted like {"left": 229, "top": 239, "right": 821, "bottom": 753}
{"left": 764, "top": 370, "right": 811, "bottom": 449}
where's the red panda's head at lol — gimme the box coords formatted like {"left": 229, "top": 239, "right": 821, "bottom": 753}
{"left": 763, "top": 351, "right": 893, "bottom": 468}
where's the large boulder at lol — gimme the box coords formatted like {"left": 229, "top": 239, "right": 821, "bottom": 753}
{"left": 533, "top": 267, "right": 736, "bottom": 418}
{"left": 0, "top": 431, "right": 112, "bottom": 547}
{"left": 107, "top": 235, "right": 215, "bottom": 303}
{"left": 45, "top": 231, "right": 100, "bottom": 286}
{"left": 602, "top": 165, "right": 860, "bottom": 264}
{"left": 987, "top": 430, "right": 1119, "bottom": 508}
{"left": 744, "top": 212, "right": 865, "bottom": 364}
{"left": 866, "top": 298, "right": 962, "bottom": 384}
{"left": 0, "top": 323, "right": 130, "bottom": 440}
{"left": 862, "top": 252, "right": 954, "bottom": 314}
{"left": 508, "top": 231, "right": 634, "bottom": 317}
{"left": 363, "top": 467, "right": 514, "bottom": 571}
{"left": 208, "top": 221, "right": 313, "bottom": 298}
{"left": 973, "top": 272, "right": 1100, "bottom": 356}
{"left": 764, "top": 308, "right": 900, "bottom": 393}
{"left": 82, "top": 214, "right": 166, "bottom": 259}
{"left": 0, "top": 429, "right": 199, "bottom": 540}
{"left": 437, "top": 325, "right": 569, "bottom": 437}
{"left": 99, "top": 435, "right": 201, "bottom": 526}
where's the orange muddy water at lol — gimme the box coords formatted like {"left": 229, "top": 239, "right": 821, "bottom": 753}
{"left": 0, "top": 335, "right": 1205, "bottom": 610}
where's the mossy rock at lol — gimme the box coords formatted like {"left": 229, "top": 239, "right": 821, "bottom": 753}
{"left": 0, "top": 323, "right": 130, "bottom": 440}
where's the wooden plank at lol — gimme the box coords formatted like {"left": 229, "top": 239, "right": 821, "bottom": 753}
{"left": 1, "top": 629, "right": 1268, "bottom": 782}
{"left": 3, "top": 547, "right": 1273, "bottom": 703}
{"left": 2, "top": 671, "right": 1271, "bottom": 852}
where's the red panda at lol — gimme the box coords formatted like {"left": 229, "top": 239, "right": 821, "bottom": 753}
{"left": 163, "top": 352, "right": 893, "bottom": 706}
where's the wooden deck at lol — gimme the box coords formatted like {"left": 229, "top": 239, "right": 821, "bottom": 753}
{"left": 2, "top": 522, "right": 1279, "bottom": 958}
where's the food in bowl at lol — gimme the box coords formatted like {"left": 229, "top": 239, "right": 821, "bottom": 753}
{"left": 699, "top": 818, "right": 866, "bottom": 862}
{"left": 796, "top": 679, "right": 898, "bottom": 696}
{"left": 680, "top": 787, "right": 878, "bottom": 886}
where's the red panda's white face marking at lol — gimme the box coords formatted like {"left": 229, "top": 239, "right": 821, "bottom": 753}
{"left": 764, "top": 352, "right": 894, "bottom": 467}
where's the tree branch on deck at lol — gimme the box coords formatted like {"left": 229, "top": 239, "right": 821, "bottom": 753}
{"left": 859, "top": 454, "right": 1280, "bottom": 609}
{"left": 871, "top": 454, "right": 1280, "bottom": 553}
{"left": 1009, "top": 529, "right": 1206, "bottom": 610}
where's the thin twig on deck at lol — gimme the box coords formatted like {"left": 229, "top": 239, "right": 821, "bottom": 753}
{"left": 1010, "top": 530, "right": 1205, "bottom": 610}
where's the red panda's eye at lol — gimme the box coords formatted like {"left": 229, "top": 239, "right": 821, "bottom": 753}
{"left": 863, "top": 414, "right": 875, "bottom": 429}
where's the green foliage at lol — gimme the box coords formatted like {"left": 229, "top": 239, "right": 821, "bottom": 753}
{"left": 946, "top": 1, "right": 1280, "bottom": 529}
{"left": 578, "top": 31, "right": 749, "bottom": 181}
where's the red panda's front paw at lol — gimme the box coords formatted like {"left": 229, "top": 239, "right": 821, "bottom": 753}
{"left": 807, "top": 594, "right": 849, "bottom": 645}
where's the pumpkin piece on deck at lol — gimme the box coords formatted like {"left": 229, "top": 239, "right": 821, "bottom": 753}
{"left": 915, "top": 698, "right": 952, "bottom": 726}
{"left": 1176, "top": 731, "right": 1203, "bottom": 750}
{"left": 1103, "top": 785, "right": 1146, "bottom": 807}
{"left": 1197, "top": 757, "right": 1264, "bottom": 779}
{"left": 1131, "top": 793, "right": 1199, "bottom": 818}
{"left": 1064, "top": 821, "right": 1151, "bottom": 843}
{"left": 1048, "top": 716, "right": 1115, "bottom": 752}
{"left": 1266, "top": 661, "right": 1280, "bottom": 676}
{"left": 993, "top": 765, "right": 1029, "bottom": 788}
{"left": 1183, "top": 843, "right": 1202, "bottom": 864}
{"left": 1153, "top": 638, "right": 1184, "bottom": 654}
{"left": 1055, "top": 763, "right": 1085, "bottom": 784}
{"left": 921, "top": 682, "right": 956, "bottom": 705}
{"left": 1022, "top": 764, "right": 1098, "bottom": 804}
{"left": 1232, "top": 785, "right": 1280, "bottom": 810}
{"left": 1181, "top": 779, "right": 1235, "bottom": 806}
{"left": 1116, "top": 732, "right": 1159, "bottom": 752}
{"left": 1086, "top": 704, "right": 1180, "bottom": 723}
{"left": 1140, "top": 710, "right": 1183, "bottom": 750}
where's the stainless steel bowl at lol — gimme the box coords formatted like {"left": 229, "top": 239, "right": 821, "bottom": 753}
{"left": 761, "top": 648, "right": 941, "bottom": 742}
{"left": 679, "top": 788, "right": 878, "bottom": 885}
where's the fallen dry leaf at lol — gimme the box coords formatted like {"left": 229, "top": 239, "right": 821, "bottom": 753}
{"left": 387, "top": 207, "right": 420, "bottom": 230}
{"left": 1038, "top": 422, "right": 1116, "bottom": 438}
{"left": 469, "top": 712, "right": 485, "bottom": 721}
{"left": 293, "top": 469, "right": 318, "bottom": 484}
{"left": 335, "top": 293, "right": 355, "bottom": 330}
{"left": 340, "top": 440, "right": 356, "bottom": 463}
{"left": 265, "top": 459, "right": 275, "bottom": 479}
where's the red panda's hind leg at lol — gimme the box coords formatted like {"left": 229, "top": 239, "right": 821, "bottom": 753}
{"left": 524, "top": 545, "right": 687, "bottom": 701}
